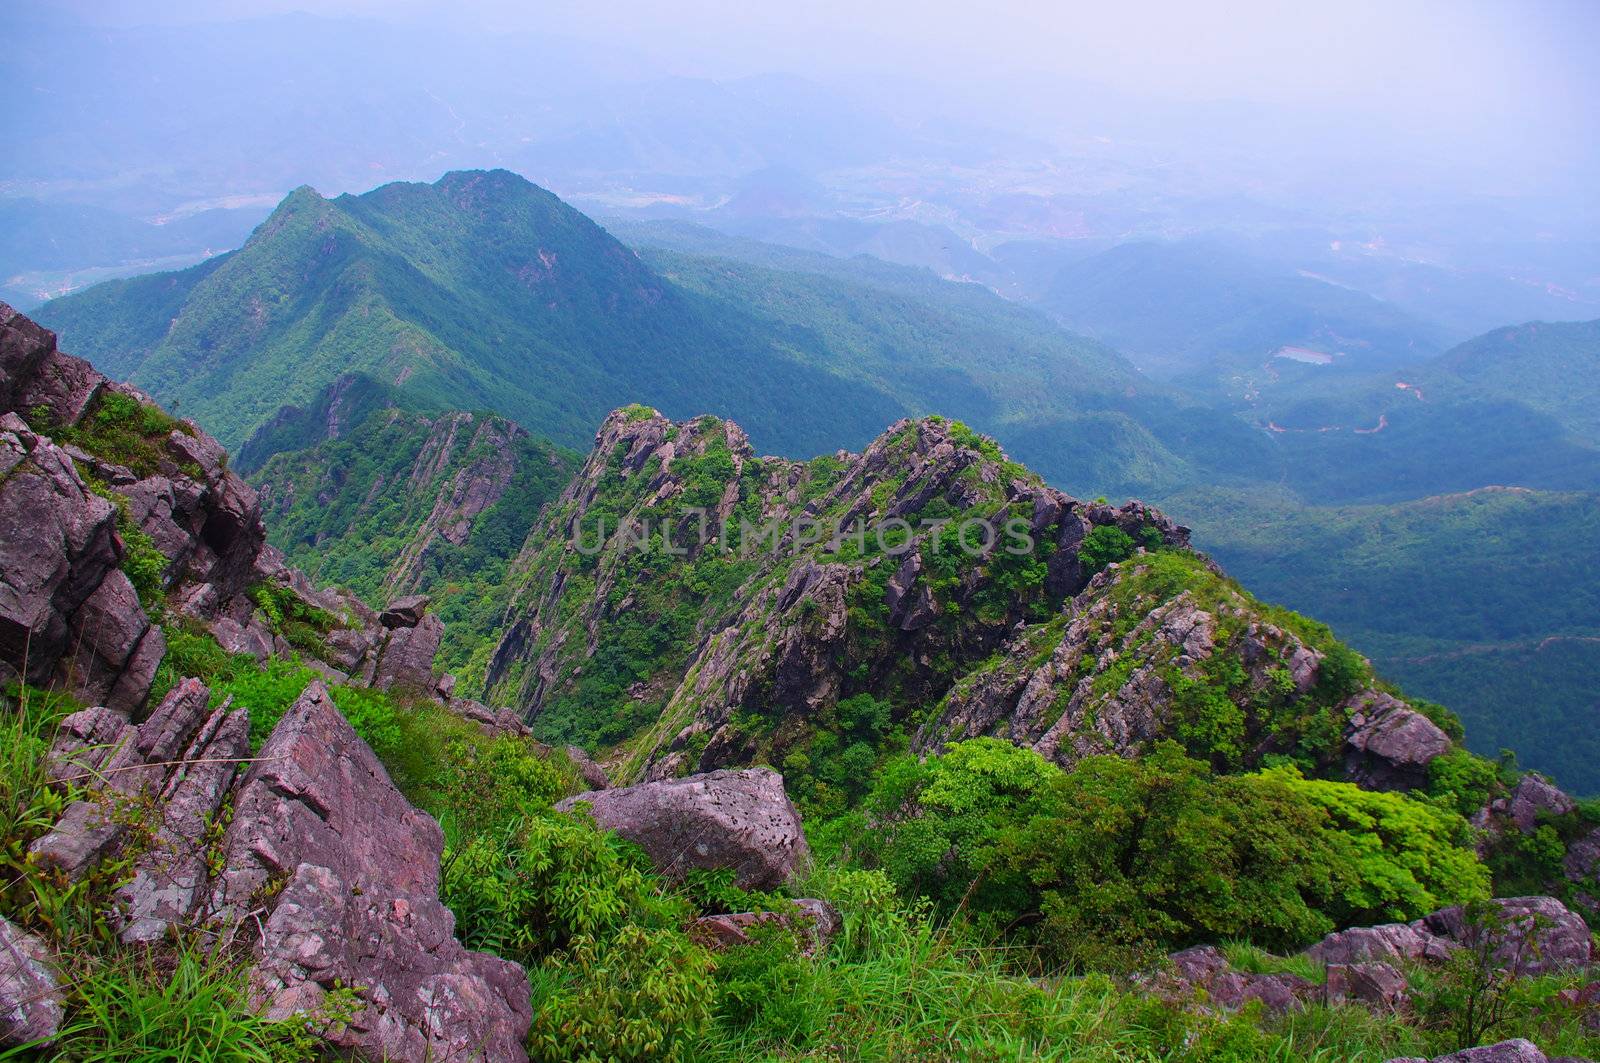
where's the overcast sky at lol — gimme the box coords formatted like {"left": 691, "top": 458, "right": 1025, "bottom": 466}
{"left": 49, "top": 0, "right": 1599, "bottom": 120}
{"left": 21, "top": 0, "right": 1600, "bottom": 200}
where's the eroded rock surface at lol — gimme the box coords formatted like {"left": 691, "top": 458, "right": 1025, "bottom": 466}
{"left": 0, "top": 916, "right": 62, "bottom": 1050}
{"left": 212, "top": 681, "right": 532, "bottom": 1062}
{"left": 1342, "top": 691, "right": 1453, "bottom": 792}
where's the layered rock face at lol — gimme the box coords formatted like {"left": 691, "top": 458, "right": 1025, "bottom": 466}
{"left": 487, "top": 408, "right": 1193, "bottom": 778}
{"left": 212, "top": 682, "right": 532, "bottom": 1061}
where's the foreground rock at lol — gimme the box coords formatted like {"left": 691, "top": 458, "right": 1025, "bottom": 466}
{"left": 1324, "top": 961, "right": 1409, "bottom": 1012}
{"left": 1160, "top": 945, "right": 1315, "bottom": 1015}
{"left": 30, "top": 678, "right": 245, "bottom": 887}
{"left": 691, "top": 898, "right": 841, "bottom": 956}
{"left": 0, "top": 916, "right": 63, "bottom": 1049}
{"left": 1387, "top": 1039, "right": 1558, "bottom": 1062}
{"left": 556, "top": 767, "right": 809, "bottom": 890}
{"left": 1416, "top": 896, "right": 1594, "bottom": 976}
{"left": 212, "top": 681, "right": 532, "bottom": 1062}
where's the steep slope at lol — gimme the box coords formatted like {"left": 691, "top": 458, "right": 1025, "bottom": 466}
{"left": 1170, "top": 482, "right": 1600, "bottom": 791}
{"left": 485, "top": 408, "right": 1472, "bottom": 813}
{"left": 248, "top": 374, "right": 579, "bottom": 689}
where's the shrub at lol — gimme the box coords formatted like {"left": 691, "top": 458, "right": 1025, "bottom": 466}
{"left": 528, "top": 926, "right": 713, "bottom": 1063}
{"left": 441, "top": 811, "right": 682, "bottom": 965}
{"left": 855, "top": 740, "right": 1490, "bottom": 970}
{"left": 1077, "top": 524, "right": 1136, "bottom": 573}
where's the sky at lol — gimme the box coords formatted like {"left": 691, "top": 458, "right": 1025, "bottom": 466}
{"left": 47, "top": 0, "right": 1600, "bottom": 129}
{"left": 13, "top": 0, "right": 1599, "bottom": 208}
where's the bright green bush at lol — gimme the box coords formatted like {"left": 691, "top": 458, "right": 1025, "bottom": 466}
{"left": 529, "top": 926, "right": 713, "bottom": 1063}
{"left": 853, "top": 740, "right": 1489, "bottom": 970}
{"left": 212, "top": 660, "right": 400, "bottom": 761}
{"left": 1077, "top": 524, "right": 1136, "bottom": 573}
{"left": 441, "top": 811, "right": 681, "bottom": 965}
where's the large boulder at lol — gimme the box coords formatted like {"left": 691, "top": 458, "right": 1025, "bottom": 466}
{"left": 1386, "top": 1040, "right": 1553, "bottom": 1063}
{"left": 1342, "top": 690, "right": 1452, "bottom": 791}
{"left": 211, "top": 681, "right": 531, "bottom": 1062}
{"left": 0, "top": 413, "right": 123, "bottom": 701}
{"left": 1475, "top": 774, "right": 1577, "bottom": 836}
{"left": 1417, "top": 896, "right": 1593, "bottom": 976}
{"left": 373, "top": 612, "right": 443, "bottom": 693}
{"left": 0, "top": 916, "right": 62, "bottom": 1050}
{"left": 556, "top": 767, "right": 809, "bottom": 890}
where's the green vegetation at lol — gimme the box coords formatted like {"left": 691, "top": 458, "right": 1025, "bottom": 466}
{"left": 33, "top": 389, "right": 200, "bottom": 479}
{"left": 247, "top": 379, "right": 576, "bottom": 691}
{"left": 838, "top": 740, "right": 1488, "bottom": 972}
{"left": 1173, "top": 483, "right": 1600, "bottom": 793}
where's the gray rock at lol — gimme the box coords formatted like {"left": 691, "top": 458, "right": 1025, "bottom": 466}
{"left": 1418, "top": 896, "right": 1593, "bottom": 975}
{"left": 1432, "top": 1040, "right": 1549, "bottom": 1063}
{"left": 1325, "top": 961, "right": 1409, "bottom": 1012}
{"left": 556, "top": 767, "right": 809, "bottom": 890}
{"left": 1475, "top": 774, "right": 1577, "bottom": 837}
{"left": 1343, "top": 690, "right": 1452, "bottom": 791}
{"left": 0, "top": 915, "right": 62, "bottom": 1049}
{"left": 115, "top": 698, "right": 250, "bottom": 944}
{"left": 565, "top": 745, "right": 610, "bottom": 790}
{"left": 1160, "top": 945, "right": 1315, "bottom": 1015}
{"left": 30, "top": 678, "right": 218, "bottom": 877}
{"left": 0, "top": 413, "right": 120, "bottom": 691}
{"left": 0, "top": 301, "right": 55, "bottom": 412}
{"left": 212, "top": 681, "right": 531, "bottom": 1062}
{"left": 380, "top": 594, "right": 430, "bottom": 629}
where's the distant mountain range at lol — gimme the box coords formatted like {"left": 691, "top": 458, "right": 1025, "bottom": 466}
{"left": 34, "top": 170, "right": 1600, "bottom": 792}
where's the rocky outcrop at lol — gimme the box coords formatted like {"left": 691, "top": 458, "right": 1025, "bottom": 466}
{"left": 0, "top": 916, "right": 63, "bottom": 1050}
{"left": 0, "top": 304, "right": 463, "bottom": 721}
{"left": 1306, "top": 922, "right": 1454, "bottom": 966}
{"left": 1387, "top": 1040, "right": 1557, "bottom": 1063}
{"left": 22, "top": 672, "right": 536, "bottom": 1062}
{"left": 1417, "top": 896, "right": 1594, "bottom": 976}
{"left": 556, "top": 767, "right": 809, "bottom": 890}
{"left": 30, "top": 678, "right": 245, "bottom": 882}
{"left": 0, "top": 411, "right": 142, "bottom": 709}
{"left": 211, "top": 681, "right": 531, "bottom": 1062}
{"left": 1159, "top": 945, "right": 1316, "bottom": 1015}
{"left": 1324, "top": 961, "right": 1409, "bottom": 1012}
{"left": 1474, "top": 774, "right": 1577, "bottom": 836}
{"left": 1342, "top": 691, "right": 1453, "bottom": 791}
{"left": 488, "top": 409, "right": 1192, "bottom": 778}
{"left": 1306, "top": 896, "right": 1593, "bottom": 977}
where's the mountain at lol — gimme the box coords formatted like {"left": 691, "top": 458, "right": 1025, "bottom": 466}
{"left": 35, "top": 170, "right": 912, "bottom": 456}
{"left": 36, "top": 170, "right": 1273, "bottom": 500}
{"left": 8, "top": 301, "right": 1599, "bottom": 1061}
{"left": 483, "top": 407, "right": 1453, "bottom": 787}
